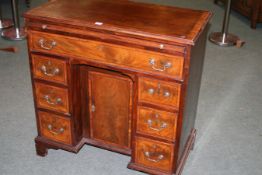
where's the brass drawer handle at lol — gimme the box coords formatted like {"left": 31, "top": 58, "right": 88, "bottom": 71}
{"left": 43, "top": 95, "right": 62, "bottom": 105}
{"left": 41, "top": 64, "right": 60, "bottom": 77}
{"left": 163, "top": 90, "right": 171, "bottom": 97}
{"left": 147, "top": 83, "right": 171, "bottom": 98}
{"left": 47, "top": 124, "right": 64, "bottom": 135}
{"left": 146, "top": 113, "right": 168, "bottom": 131}
{"left": 39, "top": 38, "right": 56, "bottom": 50}
{"left": 144, "top": 150, "right": 164, "bottom": 163}
{"left": 148, "top": 88, "right": 155, "bottom": 95}
{"left": 147, "top": 119, "right": 168, "bottom": 131}
{"left": 149, "top": 58, "right": 172, "bottom": 72}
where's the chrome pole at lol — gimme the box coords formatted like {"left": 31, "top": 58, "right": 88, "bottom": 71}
{"left": 209, "top": 0, "right": 239, "bottom": 46}
{"left": 0, "top": 3, "right": 13, "bottom": 30}
{"left": 1, "top": 0, "right": 27, "bottom": 40}
{"left": 222, "top": 0, "right": 231, "bottom": 32}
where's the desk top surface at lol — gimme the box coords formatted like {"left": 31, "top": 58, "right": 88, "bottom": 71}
{"left": 24, "top": 0, "right": 212, "bottom": 45}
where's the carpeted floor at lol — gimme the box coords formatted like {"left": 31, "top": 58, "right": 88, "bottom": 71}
{"left": 0, "top": 0, "right": 261, "bottom": 175}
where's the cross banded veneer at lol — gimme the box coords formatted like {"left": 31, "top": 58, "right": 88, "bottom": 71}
{"left": 24, "top": 0, "right": 211, "bottom": 174}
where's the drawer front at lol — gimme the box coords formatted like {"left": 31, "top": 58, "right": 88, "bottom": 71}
{"left": 30, "top": 31, "right": 184, "bottom": 80}
{"left": 32, "top": 55, "right": 67, "bottom": 85}
{"left": 135, "top": 136, "right": 174, "bottom": 172}
{"left": 38, "top": 111, "right": 72, "bottom": 145}
{"left": 35, "top": 83, "right": 69, "bottom": 114}
{"left": 137, "top": 106, "right": 177, "bottom": 141}
{"left": 138, "top": 77, "right": 181, "bottom": 108}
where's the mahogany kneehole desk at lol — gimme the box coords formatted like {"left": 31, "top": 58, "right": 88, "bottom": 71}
{"left": 24, "top": 0, "right": 212, "bottom": 174}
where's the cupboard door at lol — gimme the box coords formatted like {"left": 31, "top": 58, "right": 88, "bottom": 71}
{"left": 88, "top": 71, "right": 133, "bottom": 149}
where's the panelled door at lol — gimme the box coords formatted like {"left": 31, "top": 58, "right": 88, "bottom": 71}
{"left": 88, "top": 70, "right": 133, "bottom": 151}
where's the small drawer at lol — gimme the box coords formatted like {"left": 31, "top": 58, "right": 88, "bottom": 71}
{"left": 138, "top": 77, "right": 181, "bottom": 109}
{"left": 137, "top": 106, "right": 178, "bottom": 141}
{"left": 30, "top": 31, "right": 184, "bottom": 80}
{"left": 35, "top": 83, "right": 69, "bottom": 114}
{"left": 32, "top": 54, "right": 67, "bottom": 85}
{"left": 135, "top": 136, "right": 174, "bottom": 172}
{"left": 38, "top": 111, "right": 72, "bottom": 145}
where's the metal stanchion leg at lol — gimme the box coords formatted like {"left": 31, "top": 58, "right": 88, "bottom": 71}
{"left": 0, "top": 4, "right": 14, "bottom": 30}
{"left": 209, "top": 0, "right": 239, "bottom": 46}
{"left": 1, "top": 0, "right": 27, "bottom": 40}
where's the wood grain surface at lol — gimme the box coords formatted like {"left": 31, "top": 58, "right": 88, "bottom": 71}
{"left": 88, "top": 71, "right": 133, "bottom": 149}
{"left": 35, "top": 82, "right": 69, "bottom": 114}
{"left": 24, "top": 0, "right": 211, "bottom": 174}
{"left": 137, "top": 106, "right": 178, "bottom": 141}
{"left": 135, "top": 136, "right": 174, "bottom": 173}
{"left": 24, "top": 0, "right": 212, "bottom": 44}
{"left": 30, "top": 31, "right": 184, "bottom": 81}
{"left": 32, "top": 54, "right": 68, "bottom": 85}
{"left": 39, "top": 111, "right": 72, "bottom": 145}
{"left": 138, "top": 77, "right": 181, "bottom": 109}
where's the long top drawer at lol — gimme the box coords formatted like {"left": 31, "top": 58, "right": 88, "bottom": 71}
{"left": 29, "top": 31, "right": 185, "bottom": 81}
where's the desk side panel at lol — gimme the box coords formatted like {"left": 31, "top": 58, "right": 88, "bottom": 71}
{"left": 177, "top": 26, "right": 208, "bottom": 162}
